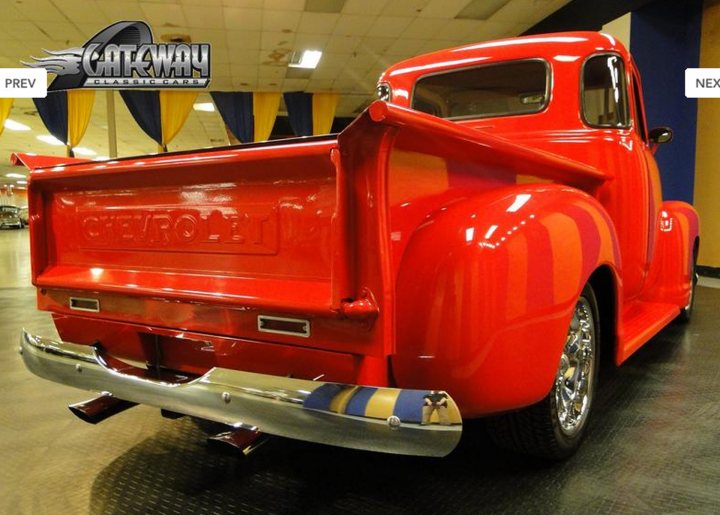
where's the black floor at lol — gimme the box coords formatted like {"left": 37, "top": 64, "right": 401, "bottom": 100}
{"left": 2, "top": 235, "right": 719, "bottom": 514}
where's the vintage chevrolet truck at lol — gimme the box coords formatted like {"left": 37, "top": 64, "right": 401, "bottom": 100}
{"left": 17, "top": 32, "right": 699, "bottom": 460}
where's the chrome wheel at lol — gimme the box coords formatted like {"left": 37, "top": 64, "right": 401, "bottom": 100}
{"left": 555, "top": 297, "right": 596, "bottom": 436}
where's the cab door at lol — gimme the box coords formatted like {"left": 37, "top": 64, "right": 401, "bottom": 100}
{"left": 581, "top": 53, "right": 654, "bottom": 299}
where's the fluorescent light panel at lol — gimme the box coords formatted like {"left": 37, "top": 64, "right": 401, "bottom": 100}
{"left": 37, "top": 134, "right": 64, "bottom": 146}
{"left": 456, "top": 0, "right": 511, "bottom": 20}
{"left": 4, "top": 119, "right": 31, "bottom": 131}
{"left": 73, "top": 147, "right": 96, "bottom": 156}
{"left": 6, "top": 173, "right": 25, "bottom": 179}
{"left": 289, "top": 50, "right": 322, "bottom": 69}
{"left": 193, "top": 102, "right": 215, "bottom": 112}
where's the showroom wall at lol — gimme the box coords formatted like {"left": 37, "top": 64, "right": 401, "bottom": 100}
{"left": 630, "top": 0, "right": 702, "bottom": 205}
{"left": 695, "top": 0, "right": 720, "bottom": 268}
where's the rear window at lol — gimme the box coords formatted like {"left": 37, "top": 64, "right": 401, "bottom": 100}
{"left": 411, "top": 60, "right": 549, "bottom": 120}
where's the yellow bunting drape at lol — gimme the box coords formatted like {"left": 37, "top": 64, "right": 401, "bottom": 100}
{"left": 0, "top": 98, "right": 14, "bottom": 137}
{"left": 695, "top": 0, "right": 720, "bottom": 267}
{"left": 312, "top": 93, "right": 338, "bottom": 135}
{"left": 159, "top": 90, "right": 198, "bottom": 151}
{"left": 67, "top": 90, "right": 95, "bottom": 148}
{"left": 253, "top": 92, "right": 281, "bottom": 142}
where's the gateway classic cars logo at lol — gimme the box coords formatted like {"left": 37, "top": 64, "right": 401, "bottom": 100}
{"left": 23, "top": 21, "right": 210, "bottom": 90}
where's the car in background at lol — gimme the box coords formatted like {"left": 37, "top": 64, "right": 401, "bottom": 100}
{"left": 0, "top": 206, "right": 24, "bottom": 229}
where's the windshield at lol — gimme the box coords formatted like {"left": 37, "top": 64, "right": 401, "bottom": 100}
{"left": 412, "top": 60, "right": 549, "bottom": 120}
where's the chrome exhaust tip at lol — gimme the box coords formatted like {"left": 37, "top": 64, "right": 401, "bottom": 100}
{"left": 207, "top": 428, "right": 269, "bottom": 456}
{"left": 68, "top": 393, "right": 137, "bottom": 424}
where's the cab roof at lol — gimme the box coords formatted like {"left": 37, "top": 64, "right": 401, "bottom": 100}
{"left": 380, "top": 31, "right": 630, "bottom": 82}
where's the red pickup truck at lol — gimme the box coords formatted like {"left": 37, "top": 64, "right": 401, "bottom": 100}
{"left": 18, "top": 32, "right": 698, "bottom": 460}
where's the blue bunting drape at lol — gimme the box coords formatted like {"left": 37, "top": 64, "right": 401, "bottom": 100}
{"left": 119, "top": 90, "right": 163, "bottom": 148}
{"left": 33, "top": 91, "right": 68, "bottom": 145}
{"left": 210, "top": 91, "right": 253, "bottom": 143}
{"left": 283, "top": 92, "right": 313, "bottom": 137}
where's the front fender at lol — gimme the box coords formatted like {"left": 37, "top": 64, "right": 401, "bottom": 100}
{"left": 392, "top": 184, "right": 621, "bottom": 417}
{"left": 644, "top": 201, "right": 699, "bottom": 307}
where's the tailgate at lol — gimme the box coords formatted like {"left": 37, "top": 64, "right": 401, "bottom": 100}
{"left": 27, "top": 138, "right": 351, "bottom": 315}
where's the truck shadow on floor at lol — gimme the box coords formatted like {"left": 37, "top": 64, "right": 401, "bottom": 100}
{"left": 88, "top": 298, "right": 720, "bottom": 515}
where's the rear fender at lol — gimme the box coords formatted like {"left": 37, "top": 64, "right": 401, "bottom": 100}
{"left": 392, "top": 183, "right": 621, "bottom": 417}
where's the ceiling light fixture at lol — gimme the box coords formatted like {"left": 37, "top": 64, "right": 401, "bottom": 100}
{"left": 193, "top": 102, "right": 215, "bottom": 112}
{"left": 4, "top": 119, "right": 31, "bottom": 131}
{"left": 289, "top": 50, "right": 323, "bottom": 69}
{"left": 17, "top": 180, "right": 27, "bottom": 185}
{"left": 6, "top": 173, "right": 25, "bottom": 179}
{"left": 37, "top": 135, "right": 64, "bottom": 146}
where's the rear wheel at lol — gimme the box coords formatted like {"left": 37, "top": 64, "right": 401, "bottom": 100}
{"left": 677, "top": 251, "right": 698, "bottom": 323}
{"left": 487, "top": 284, "right": 600, "bottom": 460}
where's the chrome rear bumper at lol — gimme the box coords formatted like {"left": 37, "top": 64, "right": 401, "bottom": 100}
{"left": 20, "top": 330, "right": 462, "bottom": 457}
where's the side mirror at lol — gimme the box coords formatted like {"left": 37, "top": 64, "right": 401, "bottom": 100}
{"left": 649, "top": 127, "right": 673, "bottom": 145}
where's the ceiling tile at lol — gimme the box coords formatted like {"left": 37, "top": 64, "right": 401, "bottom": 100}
{"left": 210, "top": 63, "right": 231, "bottom": 76}
{"left": 226, "top": 30, "right": 262, "bottom": 49}
{"left": 224, "top": 8, "right": 263, "bottom": 31}
{"left": 356, "top": 37, "right": 396, "bottom": 54}
{"left": 140, "top": 2, "right": 188, "bottom": 28}
{"left": 262, "top": 10, "right": 302, "bottom": 33}
{"left": 98, "top": 2, "right": 147, "bottom": 22}
{"left": 257, "top": 78, "right": 283, "bottom": 89}
{"left": 385, "top": 38, "right": 426, "bottom": 57}
{"left": 260, "top": 31, "right": 295, "bottom": 50}
{"left": 293, "top": 33, "right": 330, "bottom": 50}
{"left": 15, "top": 0, "right": 77, "bottom": 22}
{"left": 265, "top": 0, "right": 307, "bottom": 10}
{"left": 333, "top": 15, "right": 376, "bottom": 37}
{"left": 490, "top": 0, "right": 549, "bottom": 23}
{"left": 233, "top": 78, "right": 257, "bottom": 89}
{"left": 258, "top": 65, "right": 285, "bottom": 78}
{"left": 222, "top": 0, "right": 264, "bottom": 7}
{"left": 307, "top": 78, "right": 335, "bottom": 90}
{"left": 208, "top": 45, "right": 230, "bottom": 64}
{"left": 183, "top": 6, "right": 226, "bottom": 29}
{"left": 229, "top": 50, "right": 261, "bottom": 66}
{"left": 298, "top": 13, "right": 340, "bottom": 34}
{"left": 326, "top": 35, "right": 362, "bottom": 53}
{"left": 418, "top": 39, "right": 462, "bottom": 54}
{"left": 0, "top": 21, "right": 52, "bottom": 42}
{"left": 187, "top": 28, "right": 227, "bottom": 46}
{"left": 342, "top": 0, "right": 389, "bottom": 16}
{"left": 33, "top": 21, "right": 86, "bottom": 44}
{"left": 432, "top": 19, "right": 485, "bottom": 41}
{"left": 381, "top": 0, "right": 431, "bottom": 17}
{"left": 401, "top": 17, "right": 446, "bottom": 38}
{"left": 282, "top": 78, "right": 310, "bottom": 90}
{"left": 311, "top": 65, "right": 344, "bottom": 80}
{"left": 180, "top": 0, "right": 224, "bottom": 5}
{"left": 332, "top": 77, "right": 372, "bottom": 92}
{"left": 366, "top": 16, "right": 413, "bottom": 38}
{"left": 418, "top": 0, "right": 470, "bottom": 19}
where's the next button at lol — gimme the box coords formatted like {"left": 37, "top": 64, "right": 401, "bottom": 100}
{"left": 0, "top": 68, "right": 47, "bottom": 98}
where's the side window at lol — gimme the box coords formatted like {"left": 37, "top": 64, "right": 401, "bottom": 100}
{"left": 582, "top": 54, "right": 629, "bottom": 128}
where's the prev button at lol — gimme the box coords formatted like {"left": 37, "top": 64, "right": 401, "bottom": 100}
{"left": 0, "top": 68, "right": 47, "bottom": 98}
